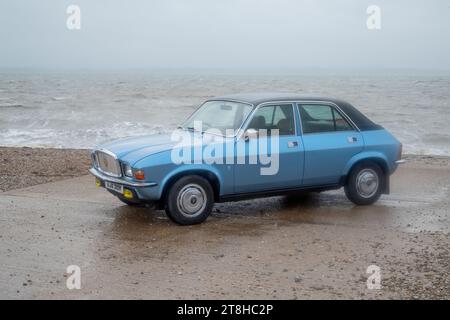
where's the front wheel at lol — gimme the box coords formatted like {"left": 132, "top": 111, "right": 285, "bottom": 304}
{"left": 164, "top": 175, "right": 214, "bottom": 225}
{"left": 345, "top": 162, "right": 384, "bottom": 205}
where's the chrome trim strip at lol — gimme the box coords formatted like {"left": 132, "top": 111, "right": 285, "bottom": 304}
{"left": 98, "top": 148, "right": 119, "bottom": 160}
{"left": 395, "top": 159, "right": 406, "bottom": 164}
{"left": 89, "top": 167, "right": 157, "bottom": 187}
{"left": 205, "top": 98, "right": 255, "bottom": 107}
{"left": 184, "top": 98, "right": 361, "bottom": 141}
{"left": 237, "top": 99, "right": 361, "bottom": 140}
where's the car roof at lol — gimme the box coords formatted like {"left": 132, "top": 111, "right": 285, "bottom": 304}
{"left": 211, "top": 92, "right": 348, "bottom": 106}
{"left": 210, "top": 92, "right": 382, "bottom": 131}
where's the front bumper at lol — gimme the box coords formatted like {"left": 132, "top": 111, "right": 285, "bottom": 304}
{"left": 88, "top": 167, "right": 157, "bottom": 188}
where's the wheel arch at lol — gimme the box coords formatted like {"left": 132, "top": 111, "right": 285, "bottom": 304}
{"left": 342, "top": 153, "right": 390, "bottom": 194}
{"left": 160, "top": 168, "right": 222, "bottom": 202}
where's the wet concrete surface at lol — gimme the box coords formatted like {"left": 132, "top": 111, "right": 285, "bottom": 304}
{"left": 0, "top": 161, "right": 449, "bottom": 299}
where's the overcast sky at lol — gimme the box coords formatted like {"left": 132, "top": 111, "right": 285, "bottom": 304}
{"left": 1, "top": 0, "right": 449, "bottom": 71}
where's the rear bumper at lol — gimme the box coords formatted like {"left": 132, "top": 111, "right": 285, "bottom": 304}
{"left": 88, "top": 167, "right": 157, "bottom": 187}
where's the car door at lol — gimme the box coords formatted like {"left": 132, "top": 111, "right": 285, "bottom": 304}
{"left": 298, "top": 103, "right": 363, "bottom": 186}
{"left": 234, "top": 103, "right": 304, "bottom": 193}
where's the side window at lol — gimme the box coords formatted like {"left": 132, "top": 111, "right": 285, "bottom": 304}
{"left": 299, "top": 104, "right": 353, "bottom": 134}
{"left": 247, "top": 104, "right": 295, "bottom": 136}
{"left": 254, "top": 107, "right": 273, "bottom": 126}
{"left": 333, "top": 109, "right": 353, "bottom": 131}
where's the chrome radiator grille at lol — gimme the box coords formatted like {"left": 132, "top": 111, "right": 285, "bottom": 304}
{"left": 95, "top": 150, "right": 121, "bottom": 177}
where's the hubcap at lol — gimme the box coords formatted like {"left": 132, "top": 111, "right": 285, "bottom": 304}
{"left": 176, "top": 183, "right": 207, "bottom": 217}
{"left": 356, "top": 168, "right": 379, "bottom": 198}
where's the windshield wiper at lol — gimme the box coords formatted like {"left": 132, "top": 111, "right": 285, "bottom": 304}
{"left": 179, "top": 125, "right": 227, "bottom": 136}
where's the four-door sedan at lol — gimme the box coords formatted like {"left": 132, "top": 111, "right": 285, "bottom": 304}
{"left": 89, "top": 92, "right": 404, "bottom": 225}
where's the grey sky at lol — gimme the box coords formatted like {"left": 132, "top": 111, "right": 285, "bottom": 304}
{"left": 1, "top": 0, "right": 449, "bottom": 70}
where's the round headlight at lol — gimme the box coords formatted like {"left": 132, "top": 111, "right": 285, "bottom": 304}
{"left": 123, "top": 164, "right": 133, "bottom": 177}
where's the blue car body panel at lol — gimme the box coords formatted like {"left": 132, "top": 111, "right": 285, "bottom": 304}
{"left": 234, "top": 134, "right": 304, "bottom": 193}
{"left": 101, "top": 134, "right": 176, "bottom": 164}
{"left": 301, "top": 131, "right": 364, "bottom": 185}
{"left": 357, "top": 129, "right": 401, "bottom": 174}
{"left": 90, "top": 93, "right": 402, "bottom": 202}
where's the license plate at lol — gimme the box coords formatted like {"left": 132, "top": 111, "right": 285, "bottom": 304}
{"left": 105, "top": 181, "right": 123, "bottom": 193}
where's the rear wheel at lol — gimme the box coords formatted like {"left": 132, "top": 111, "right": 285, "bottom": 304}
{"left": 345, "top": 162, "right": 383, "bottom": 205}
{"left": 164, "top": 175, "right": 214, "bottom": 225}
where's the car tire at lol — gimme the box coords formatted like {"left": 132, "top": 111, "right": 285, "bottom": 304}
{"left": 164, "top": 175, "right": 214, "bottom": 225}
{"left": 345, "top": 162, "right": 383, "bottom": 205}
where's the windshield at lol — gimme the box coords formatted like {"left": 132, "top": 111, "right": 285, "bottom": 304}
{"left": 182, "top": 100, "right": 253, "bottom": 136}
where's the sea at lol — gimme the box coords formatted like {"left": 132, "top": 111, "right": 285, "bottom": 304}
{"left": 0, "top": 70, "right": 449, "bottom": 156}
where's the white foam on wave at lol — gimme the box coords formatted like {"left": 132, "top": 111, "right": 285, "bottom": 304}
{"left": 51, "top": 96, "right": 69, "bottom": 101}
{"left": 0, "top": 122, "right": 170, "bottom": 149}
{"left": 1, "top": 73, "right": 449, "bottom": 156}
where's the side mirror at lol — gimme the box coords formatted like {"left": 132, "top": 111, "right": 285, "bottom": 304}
{"left": 244, "top": 128, "right": 258, "bottom": 141}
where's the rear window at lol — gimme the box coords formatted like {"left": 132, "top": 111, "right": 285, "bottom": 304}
{"left": 299, "top": 104, "right": 353, "bottom": 134}
{"left": 338, "top": 102, "right": 382, "bottom": 131}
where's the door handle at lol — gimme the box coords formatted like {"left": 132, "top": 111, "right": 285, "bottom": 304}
{"left": 287, "top": 141, "right": 298, "bottom": 148}
{"left": 347, "top": 136, "right": 358, "bottom": 143}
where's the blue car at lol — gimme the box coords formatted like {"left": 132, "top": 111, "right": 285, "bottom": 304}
{"left": 89, "top": 92, "right": 404, "bottom": 225}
